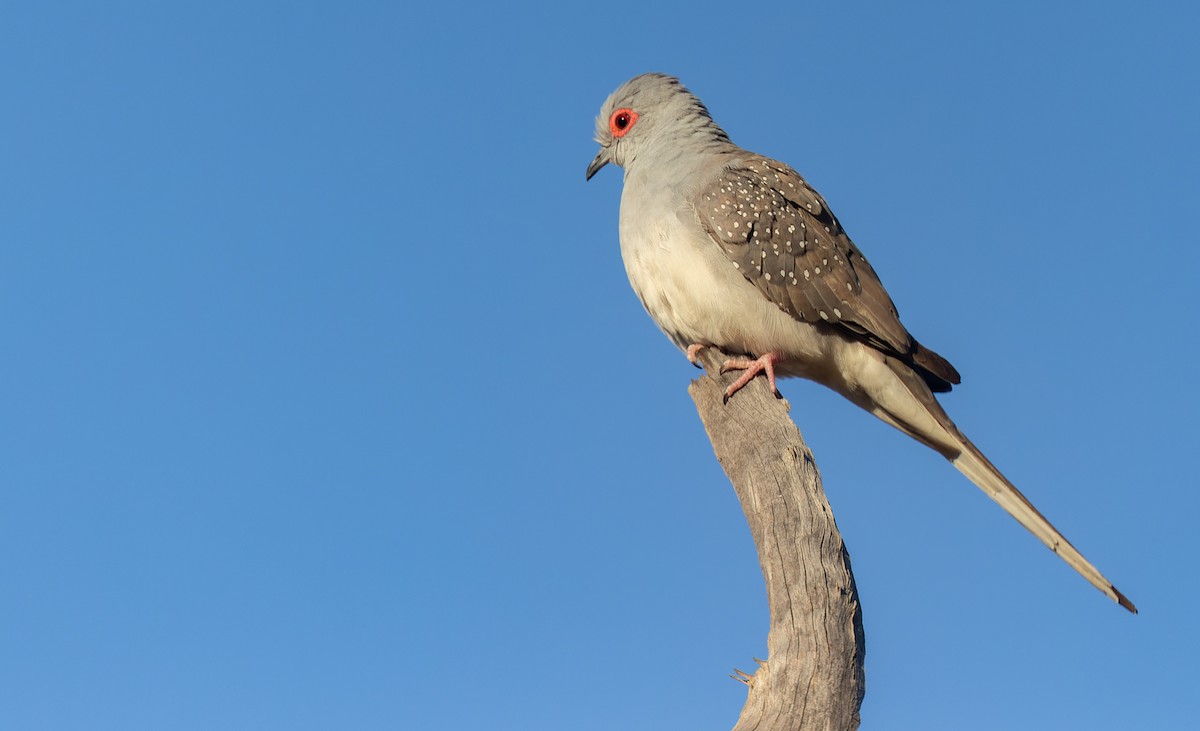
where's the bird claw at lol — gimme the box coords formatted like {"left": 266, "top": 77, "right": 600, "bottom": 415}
{"left": 719, "top": 352, "right": 781, "bottom": 402}
{"left": 685, "top": 343, "right": 707, "bottom": 369}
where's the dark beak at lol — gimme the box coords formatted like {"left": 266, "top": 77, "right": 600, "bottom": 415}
{"left": 585, "top": 148, "right": 611, "bottom": 181}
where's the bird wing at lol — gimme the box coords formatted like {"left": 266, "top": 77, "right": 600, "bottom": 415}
{"left": 693, "top": 155, "right": 960, "bottom": 391}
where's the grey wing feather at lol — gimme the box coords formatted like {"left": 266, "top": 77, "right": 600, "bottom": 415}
{"left": 694, "top": 156, "right": 960, "bottom": 391}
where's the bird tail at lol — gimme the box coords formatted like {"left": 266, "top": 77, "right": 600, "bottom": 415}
{"left": 870, "top": 357, "right": 1137, "bottom": 613}
{"left": 951, "top": 431, "right": 1136, "bottom": 613}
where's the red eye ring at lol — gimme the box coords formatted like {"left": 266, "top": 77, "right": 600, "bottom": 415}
{"left": 609, "top": 108, "right": 638, "bottom": 138}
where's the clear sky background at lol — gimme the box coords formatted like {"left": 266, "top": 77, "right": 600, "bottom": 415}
{"left": 2, "top": 2, "right": 1196, "bottom": 729}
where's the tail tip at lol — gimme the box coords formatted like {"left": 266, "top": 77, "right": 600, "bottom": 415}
{"left": 1115, "top": 587, "right": 1138, "bottom": 614}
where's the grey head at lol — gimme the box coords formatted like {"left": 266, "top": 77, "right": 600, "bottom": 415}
{"left": 585, "top": 73, "right": 733, "bottom": 181}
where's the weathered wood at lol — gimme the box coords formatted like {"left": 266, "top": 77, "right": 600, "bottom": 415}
{"left": 687, "top": 347, "right": 866, "bottom": 731}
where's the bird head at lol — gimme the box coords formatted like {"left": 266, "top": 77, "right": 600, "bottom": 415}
{"left": 586, "top": 73, "right": 730, "bottom": 181}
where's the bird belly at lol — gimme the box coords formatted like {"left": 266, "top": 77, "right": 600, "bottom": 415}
{"left": 618, "top": 213, "right": 837, "bottom": 382}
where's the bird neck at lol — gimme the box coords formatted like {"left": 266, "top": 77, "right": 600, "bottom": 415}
{"left": 627, "top": 121, "right": 737, "bottom": 182}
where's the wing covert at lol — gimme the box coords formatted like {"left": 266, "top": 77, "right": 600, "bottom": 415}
{"left": 694, "top": 156, "right": 960, "bottom": 390}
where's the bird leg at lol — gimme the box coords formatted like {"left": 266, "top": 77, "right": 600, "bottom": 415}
{"left": 719, "top": 352, "right": 782, "bottom": 402}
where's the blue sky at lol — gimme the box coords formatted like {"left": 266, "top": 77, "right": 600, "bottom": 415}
{"left": 2, "top": 2, "right": 1196, "bottom": 729}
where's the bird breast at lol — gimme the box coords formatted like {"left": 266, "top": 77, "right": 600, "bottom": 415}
{"left": 617, "top": 190, "right": 838, "bottom": 383}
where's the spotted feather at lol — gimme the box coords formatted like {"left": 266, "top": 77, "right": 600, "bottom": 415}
{"left": 694, "top": 155, "right": 960, "bottom": 391}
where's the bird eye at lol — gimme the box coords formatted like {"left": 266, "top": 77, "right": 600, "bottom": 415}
{"left": 609, "top": 108, "right": 639, "bottom": 138}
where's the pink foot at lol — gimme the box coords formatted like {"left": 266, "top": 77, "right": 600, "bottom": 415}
{"left": 685, "top": 343, "right": 707, "bottom": 368}
{"left": 719, "top": 352, "right": 782, "bottom": 402}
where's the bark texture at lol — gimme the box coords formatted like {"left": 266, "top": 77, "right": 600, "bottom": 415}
{"left": 687, "top": 347, "right": 866, "bottom": 731}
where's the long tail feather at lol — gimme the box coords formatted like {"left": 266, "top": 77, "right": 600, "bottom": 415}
{"left": 951, "top": 437, "right": 1137, "bottom": 613}
{"left": 871, "top": 356, "right": 1136, "bottom": 613}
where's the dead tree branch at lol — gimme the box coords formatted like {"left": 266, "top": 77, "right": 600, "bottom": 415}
{"left": 687, "top": 347, "right": 866, "bottom": 731}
